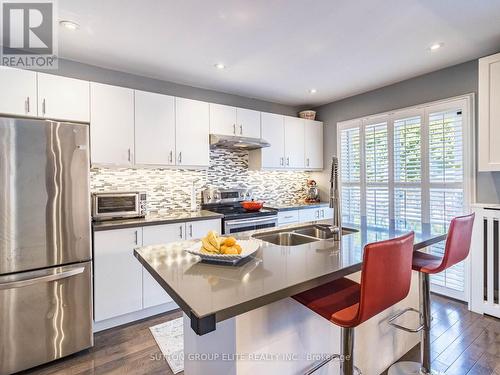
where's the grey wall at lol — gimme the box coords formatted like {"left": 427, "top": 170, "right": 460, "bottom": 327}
{"left": 313, "top": 59, "right": 500, "bottom": 204}
{"left": 46, "top": 59, "right": 299, "bottom": 116}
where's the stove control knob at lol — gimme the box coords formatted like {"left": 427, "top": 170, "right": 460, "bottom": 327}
{"left": 207, "top": 195, "right": 211, "bottom": 200}
{"left": 214, "top": 193, "right": 220, "bottom": 199}
{"left": 246, "top": 192, "right": 251, "bottom": 197}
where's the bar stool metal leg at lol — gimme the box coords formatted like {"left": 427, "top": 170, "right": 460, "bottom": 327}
{"left": 341, "top": 327, "right": 355, "bottom": 375}
{"left": 388, "top": 273, "right": 435, "bottom": 375}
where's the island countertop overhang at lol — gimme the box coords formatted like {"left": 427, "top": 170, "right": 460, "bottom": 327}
{"left": 134, "top": 221, "right": 446, "bottom": 335}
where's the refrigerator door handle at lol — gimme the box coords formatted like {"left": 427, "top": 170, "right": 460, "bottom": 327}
{"left": 0, "top": 265, "right": 85, "bottom": 290}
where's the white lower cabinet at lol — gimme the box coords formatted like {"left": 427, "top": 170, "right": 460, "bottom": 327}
{"left": 298, "top": 207, "right": 333, "bottom": 223}
{"left": 142, "top": 223, "right": 185, "bottom": 309}
{"left": 278, "top": 210, "right": 299, "bottom": 226}
{"left": 186, "top": 219, "right": 222, "bottom": 239}
{"left": 94, "top": 227, "right": 143, "bottom": 322}
{"left": 94, "top": 218, "right": 222, "bottom": 324}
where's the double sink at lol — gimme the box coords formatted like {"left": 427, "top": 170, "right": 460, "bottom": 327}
{"left": 252, "top": 224, "right": 358, "bottom": 246}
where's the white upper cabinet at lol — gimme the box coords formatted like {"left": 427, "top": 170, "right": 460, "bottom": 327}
{"left": 0, "top": 67, "right": 37, "bottom": 117}
{"left": 90, "top": 82, "right": 135, "bottom": 166}
{"left": 479, "top": 52, "right": 500, "bottom": 171}
{"left": 260, "top": 112, "right": 285, "bottom": 168}
{"left": 284, "top": 116, "right": 305, "bottom": 169}
{"left": 135, "top": 90, "right": 175, "bottom": 166}
{"left": 237, "top": 108, "right": 261, "bottom": 138}
{"left": 176, "top": 97, "right": 210, "bottom": 167}
{"left": 37, "top": 73, "right": 90, "bottom": 122}
{"left": 210, "top": 103, "right": 237, "bottom": 136}
{"left": 304, "top": 120, "right": 323, "bottom": 170}
{"left": 210, "top": 104, "right": 261, "bottom": 138}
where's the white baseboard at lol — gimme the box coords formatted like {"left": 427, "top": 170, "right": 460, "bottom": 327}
{"left": 93, "top": 301, "right": 179, "bottom": 332}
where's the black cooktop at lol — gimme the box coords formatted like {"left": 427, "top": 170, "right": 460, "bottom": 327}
{"left": 201, "top": 203, "right": 277, "bottom": 220}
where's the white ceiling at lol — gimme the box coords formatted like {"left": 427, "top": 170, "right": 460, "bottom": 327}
{"left": 58, "top": 0, "right": 500, "bottom": 106}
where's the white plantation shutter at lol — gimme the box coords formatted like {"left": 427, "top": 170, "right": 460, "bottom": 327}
{"left": 338, "top": 97, "right": 472, "bottom": 301}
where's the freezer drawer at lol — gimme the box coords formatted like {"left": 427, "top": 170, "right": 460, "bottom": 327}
{"left": 0, "top": 261, "right": 93, "bottom": 375}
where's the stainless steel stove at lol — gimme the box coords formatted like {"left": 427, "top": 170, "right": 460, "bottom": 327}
{"left": 201, "top": 187, "right": 277, "bottom": 234}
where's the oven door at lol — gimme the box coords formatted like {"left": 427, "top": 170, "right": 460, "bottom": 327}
{"left": 224, "top": 215, "right": 278, "bottom": 234}
{"left": 92, "top": 193, "right": 140, "bottom": 220}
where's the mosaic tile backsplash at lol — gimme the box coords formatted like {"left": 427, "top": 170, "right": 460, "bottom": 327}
{"left": 90, "top": 149, "right": 311, "bottom": 212}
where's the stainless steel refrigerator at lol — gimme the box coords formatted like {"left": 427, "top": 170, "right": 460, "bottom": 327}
{"left": 0, "top": 117, "right": 92, "bottom": 375}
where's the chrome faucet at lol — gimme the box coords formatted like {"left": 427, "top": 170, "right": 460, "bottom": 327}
{"left": 330, "top": 156, "right": 342, "bottom": 241}
{"left": 313, "top": 157, "right": 342, "bottom": 241}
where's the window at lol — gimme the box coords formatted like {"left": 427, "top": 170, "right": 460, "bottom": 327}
{"left": 337, "top": 96, "right": 473, "bottom": 301}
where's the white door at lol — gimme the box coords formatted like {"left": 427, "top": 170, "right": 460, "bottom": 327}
{"left": 186, "top": 219, "right": 222, "bottom": 239}
{"left": 94, "top": 228, "right": 143, "bottom": 321}
{"left": 0, "top": 67, "right": 37, "bottom": 117}
{"left": 299, "top": 208, "right": 320, "bottom": 223}
{"left": 176, "top": 97, "right": 210, "bottom": 167}
{"left": 237, "top": 108, "right": 261, "bottom": 138}
{"left": 90, "top": 82, "right": 135, "bottom": 166}
{"left": 37, "top": 73, "right": 90, "bottom": 122}
{"left": 261, "top": 112, "right": 285, "bottom": 168}
{"left": 142, "top": 223, "right": 185, "bottom": 309}
{"left": 284, "top": 116, "right": 305, "bottom": 168}
{"left": 135, "top": 90, "right": 176, "bottom": 166}
{"left": 210, "top": 103, "right": 237, "bottom": 136}
{"left": 305, "top": 120, "right": 323, "bottom": 169}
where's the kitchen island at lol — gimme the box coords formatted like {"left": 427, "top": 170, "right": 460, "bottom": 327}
{"left": 134, "top": 222, "right": 446, "bottom": 375}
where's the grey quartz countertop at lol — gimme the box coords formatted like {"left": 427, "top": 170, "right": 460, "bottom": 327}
{"left": 92, "top": 210, "right": 223, "bottom": 231}
{"left": 134, "top": 220, "right": 446, "bottom": 335}
{"left": 264, "top": 201, "right": 330, "bottom": 211}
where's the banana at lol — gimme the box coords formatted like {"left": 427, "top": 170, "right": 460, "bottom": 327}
{"left": 201, "top": 237, "right": 218, "bottom": 253}
{"left": 207, "top": 230, "right": 220, "bottom": 250}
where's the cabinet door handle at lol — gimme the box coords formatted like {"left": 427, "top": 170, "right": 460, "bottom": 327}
{"left": 280, "top": 157, "right": 283, "bottom": 166}
{"left": 178, "top": 152, "right": 182, "bottom": 164}
{"left": 321, "top": 210, "right": 325, "bottom": 218}
{"left": 25, "top": 97, "right": 30, "bottom": 114}
{"left": 179, "top": 225, "right": 183, "bottom": 239}
{"left": 189, "top": 224, "right": 193, "bottom": 238}
{"left": 169, "top": 150, "right": 173, "bottom": 163}
{"left": 316, "top": 210, "right": 320, "bottom": 219}
{"left": 240, "top": 124, "right": 243, "bottom": 135}
{"left": 307, "top": 158, "right": 310, "bottom": 167}
{"left": 233, "top": 124, "right": 236, "bottom": 135}
{"left": 42, "top": 99, "right": 46, "bottom": 115}
{"left": 127, "top": 148, "right": 131, "bottom": 162}
{"left": 286, "top": 157, "right": 290, "bottom": 166}
{"left": 134, "top": 230, "right": 138, "bottom": 245}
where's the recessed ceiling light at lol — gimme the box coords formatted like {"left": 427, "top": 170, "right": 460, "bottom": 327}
{"left": 214, "top": 63, "right": 226, "bottom": 70}
{"left": 60, "top": 20, "right": 80, "bottom": 31}
{"left": 309, "top": 88, "right": 317, "bottom": 94}
{"left": 429, "top": 42, "right": 443, "bottom": 51}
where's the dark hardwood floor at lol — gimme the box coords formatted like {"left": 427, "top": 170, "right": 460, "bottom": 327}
{"left": 21, "top": 295, "right": 500, "bottom": 375}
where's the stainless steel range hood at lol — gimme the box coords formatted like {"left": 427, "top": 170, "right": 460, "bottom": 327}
{"left": 210, "top": 134, "right": 271, "bottom": 150}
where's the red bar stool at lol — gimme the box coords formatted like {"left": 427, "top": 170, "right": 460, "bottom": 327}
{"left": 388, "top": 213, "right": 475, "bottom": 375}
{"left": 293, "top": 232, "right": 415, "bottom": 375}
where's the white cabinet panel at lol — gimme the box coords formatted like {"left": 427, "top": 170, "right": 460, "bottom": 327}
{"left": 0, "top": 67, "right": 37, "bottom": 117}
{"left": 210, "top": 103, "right": 237, "bottom": 136}
{"left": 37, "top": 73, "right": 89, "bottom": 122}
{"left": 284, "top": 116, "right": 305, "bottom": 169}
{"left": 305, "top": 120, "right": 323, "bottom": 170}
{"left": 142, "top": 223, "right": 185, "bottom": 309}
{"left": 94, "top": 228, "right": 143, "bottom": 322}
{"left": 299, "top": 208, "right": 321, "bottom": 223}
{"left": 176, "top": 98, "right": 210, "bottom": 167}
{"left": 135, "top": 90, "right": 175, "bottom": 166}
{"left": 479, "top": 52, "right": 500, "bottom": 171}
{"left": 278, "top": 210, "right": 299, "bottom": 226}
{"left": 90, "top": 83, "right": 134, "bottom": 166}
{"left": 186, "top": 219, "right": 222, "bottom": 239}
{"left": 237, "top": 108, "right": 261, "bottom": 138}
{"left": 259, "top": 112, "right": 285, "bottom": 168}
